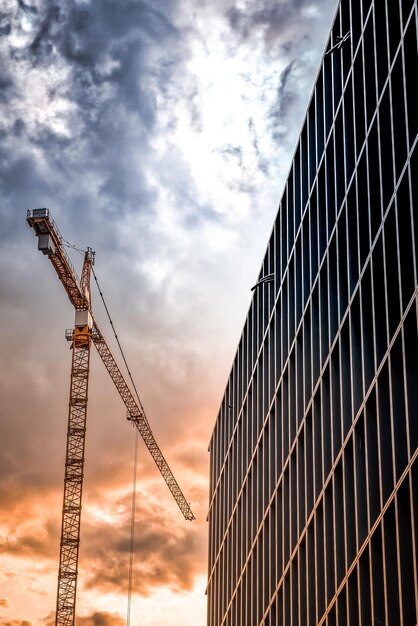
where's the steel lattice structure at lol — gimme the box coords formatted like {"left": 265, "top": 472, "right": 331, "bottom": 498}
{"left": 56, "top": 327, "right": 91, "bottom": 625}
{"left": 92, "top": 323, "right": 195, "bottom": 519}
{"left": 26, "top": 208, "right": 194, "bottom": 626}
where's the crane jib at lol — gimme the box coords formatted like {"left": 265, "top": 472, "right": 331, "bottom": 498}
{"left": 91, "top": 321, "right": 195, "bottom": 521}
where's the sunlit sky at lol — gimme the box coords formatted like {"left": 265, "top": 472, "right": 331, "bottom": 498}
{"left": 0, "top": 1, "right": 338, "bottom": 624}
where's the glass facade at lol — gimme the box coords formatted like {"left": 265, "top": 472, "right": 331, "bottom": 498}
{"left": 207, "top": 0, "right": 418, "bottom": 624}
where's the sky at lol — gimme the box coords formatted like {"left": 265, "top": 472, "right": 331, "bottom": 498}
{"left": 0, "top": 0, "right": 338, "bottom": 624}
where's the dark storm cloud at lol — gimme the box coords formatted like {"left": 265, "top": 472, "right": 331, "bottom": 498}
{"left": 0, "top": 60, "right": 14, "bottom": 94}
{"left": 0, "top": 156, "right": 52, "bottom": 244}
{"left": 11, "top": 0, "right": 179, "bottom": 77}
{"left": 0, "top": 0, "right": 187, "bottom": 243}
{"left": 55, "top": 2, "right": 178, "bottom": 123}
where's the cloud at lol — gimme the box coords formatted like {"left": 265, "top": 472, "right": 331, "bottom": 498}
{"left": 225, "top": 0, "right": 338, "bottom": 146}
{"left": 0, "top": 621, "right": 33, "bottom": 626}
{"left": 41, "top": 611, "right": 124, "bottom": 626}
{"left": 226, "top": 0, "right": 336, "bottom": 48}
{"left": 0, "top": 514, "right": 58, "bottom": 561}
{"left": 0, "top": 600, "right": 10, "bottom": 608}
{"left": 77, "top": 613, "right": 125, "bottom": 626}
{"left": 0, "top": 465, "right": 205, "bottom": 597}
{"left": 77, "top": 487, "right": 206, "bottom": 597}
{"left": 0, "top": 0, "right": 185, "bottom": 243}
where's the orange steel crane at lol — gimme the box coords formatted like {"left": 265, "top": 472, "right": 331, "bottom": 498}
{"left": 26, "top": 208, "right": 195, "bottom": 626}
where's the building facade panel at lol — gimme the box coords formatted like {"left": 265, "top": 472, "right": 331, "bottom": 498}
{"left": 207, "top": 0, "right": 418, "bottom": 624}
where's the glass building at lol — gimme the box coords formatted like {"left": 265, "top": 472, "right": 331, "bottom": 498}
{"left": 207, "top": 0, "right": 418, "bottom": 625}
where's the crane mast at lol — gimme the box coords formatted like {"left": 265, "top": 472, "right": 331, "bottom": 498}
{"left": 56, "top": 250, "right": 94, "bottom": 624}
{"left": 26, "top": 209, "right": 194, "bottom": 626}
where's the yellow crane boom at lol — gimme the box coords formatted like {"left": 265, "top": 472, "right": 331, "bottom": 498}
{"left": 26, "top": 208, "right": 194, "bottom": 626}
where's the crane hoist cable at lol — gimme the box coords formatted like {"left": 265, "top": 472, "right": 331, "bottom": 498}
{"left": 127, "top": 429, "right": 139, "bottom": 626}
{"left": 90, "top": 265, "right": 141, "bottom": 625}
{"left": 91, "top": 266, "right": 147, "bottom": 418}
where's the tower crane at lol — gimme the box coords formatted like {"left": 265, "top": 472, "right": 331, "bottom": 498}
{"left": 26, "top": 208, "right": 195, "bottom": 626}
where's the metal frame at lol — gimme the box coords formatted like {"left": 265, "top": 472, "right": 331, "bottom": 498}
{"left": 56, "top": 325, "right": 91, "bottom": 625}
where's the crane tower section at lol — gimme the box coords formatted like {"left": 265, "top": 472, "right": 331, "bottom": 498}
{"left": 57, "top": 298, "right": 92, "bottom": 625}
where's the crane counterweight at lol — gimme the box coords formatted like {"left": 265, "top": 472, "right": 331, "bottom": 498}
{"left": 37, "top": 233, "right": 56, "bottom": 256}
